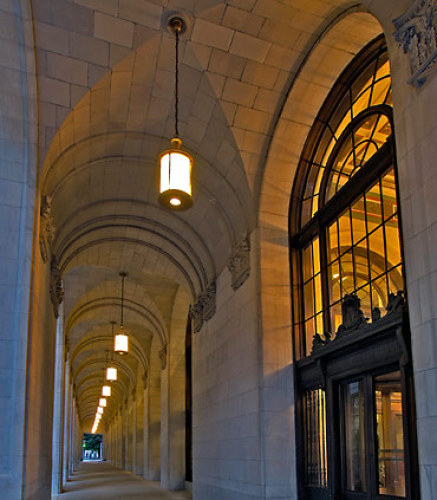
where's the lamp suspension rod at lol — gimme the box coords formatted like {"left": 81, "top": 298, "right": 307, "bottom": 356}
{"left": 120, "top": 272, "right": 127, "bottom": 327}
{"left": 170, "top": 17, "right": 183, "bottom": 138}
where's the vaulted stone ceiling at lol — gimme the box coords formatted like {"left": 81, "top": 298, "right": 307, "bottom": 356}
{"left": 33, "top": 0, "right": 384, "bottom": 429}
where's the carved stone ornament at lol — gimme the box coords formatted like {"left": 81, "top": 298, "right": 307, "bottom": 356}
{"left": 227, "top": 235, "right": 250, "bottom": 291}
{"left": 39, "top": 195, "right": 55, "bottom": 263}
{"left": 189, "top": 301, "right": 203, "bottom": 333}
{"left": 394, "top": 0, "right": 437, "bottom": 87}
{"left": 311, "top": 331, "right": 332, "bottom": 354}
{"left": 336, "top": 293, "right": 368, "bottom": 338}
{"left": 189, "top": 281, "right": 217, "bottom": 333}
{"left": 386, "top": 290, "right": 406, "bottom": 314}
{"left": 159, "top": 344, "right": 167, "bottom": 371}
{"left": 199, "top": 282, "right": 216, "bottom": 321}
{"left": 50, "top": 255, "right": 64, "bottom": 318}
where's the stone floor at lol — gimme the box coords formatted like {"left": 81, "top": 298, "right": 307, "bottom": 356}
{"left": 53, "top": 461, "right": 192, "bottom": 499}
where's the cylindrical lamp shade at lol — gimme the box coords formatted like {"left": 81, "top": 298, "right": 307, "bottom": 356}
{"left": 102, "top": 385, "right": 111, "bottom": 397}
{"left": 106, "top": 366, "right": 117, "bottom": 381}
{"left": 158, "top": 138, "right": 193, "bottom": 210}
{"left": 114, "top": 326, "right": 128, "bottom": 355}
{"left": 99, "top": 398, "right": 107, "bottom": 407}
{"left": 97, "top": 406, "right": 104, "bottom": 414}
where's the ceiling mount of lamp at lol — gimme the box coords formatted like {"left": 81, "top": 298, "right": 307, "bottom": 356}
{"left": 114, "top": 272, "right": 129, "bottom": 355}
{"left": 158, "top": 14, "right": 193, "bottom": 211}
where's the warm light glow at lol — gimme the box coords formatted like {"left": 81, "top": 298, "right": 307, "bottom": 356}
{"left": 102, "top": 385, "right": 111, "bottom": 397}
{"left": 158, "top": 138, "right": 193, "bottom": 210}
{"left": 106, "top": 366, "right": 117, "bottom": 381}
{"left": 114, "top": 326, "right": 128, "bottom": 355}
{"left": 99, "top": 398, "right": 107, "bottom": 407}
{"left": 97, "top": 406, "right": 103, "bottom": 414}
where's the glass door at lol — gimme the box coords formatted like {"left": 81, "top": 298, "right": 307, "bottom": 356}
{"left": 339, "top": 371, "right": 406, "bottom": 499}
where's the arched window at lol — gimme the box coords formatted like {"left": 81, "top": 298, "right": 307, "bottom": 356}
{"left": 290, "top": 36, "right": 419, "bottom": 500}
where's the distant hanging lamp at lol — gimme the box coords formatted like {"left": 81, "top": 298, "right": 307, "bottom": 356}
{"left": 106, "top": 326, "right": 118, "bottom": 381}
{"left": 114, "top": 272, "right": 129, "bottom": 355}
{"left": 102, "top": 385, "right": 111, "bottom": 397}
{"left": 158, "top": 16, "right": 193, "bottom": 210}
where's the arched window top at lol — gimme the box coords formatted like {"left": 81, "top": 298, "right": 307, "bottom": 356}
{"left": 295, "top": 36, "right": 392, "bottom": 231}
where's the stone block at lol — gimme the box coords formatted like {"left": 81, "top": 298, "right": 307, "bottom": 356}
{"left": 230, "top": 31, "right": 270, "bottom": 63}
{"left": 242, "top": 61, "right": 279, "bottom": 89}
{"left": 222, "top": 6, "right": 264, "bottom": 36}
{"left": 222, "top": 78, "right": 258, "bottom": 107}
{"left": 192, "top": 19, "right": 233, "bottom": 51}
{"left": 94, "top": 12, "right": 134, "bottom": 48}
{"left": 34, "top": 22, "right": 70, "bottom": 56}
{"left": 53, "top": 1, "right": 94, "bottom": 35}
{"left": 38, "top": 76, "right": 70, "bottom": 107}
{"left": 75, "top": 0, "right": 119, "bottom": 16}
{"left": 70, "top": 32, "right": 109, "bottom": 67}
{"left": 208, "top": 49, "right": 245, "bottom": 79}
{"left": 234, "top": 106, "right": 270, "bottom": 134}
{"left": 119, "top": 0, "right": 162, "bottom": 29}
{"left": 46, "top": 53, "right": 88, "bottom": 86}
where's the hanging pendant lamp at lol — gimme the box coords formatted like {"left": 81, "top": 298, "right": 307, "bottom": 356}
{"left": 99, "top": 397, "right": 107, "bottom": 408}
{"left": 158, "top": 16, "right": 193, "bottom": 210}
{"left": 114, "top": 272, "right": 129, "bottom": 355}
{"left": 102, "top": 385, "right": 111, "bottom": 397}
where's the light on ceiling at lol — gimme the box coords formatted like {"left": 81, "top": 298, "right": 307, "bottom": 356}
{"left": 102, "top": 385, "right": 111, "bottom": 397}
{"left": 114, "top": 272, "right": 129, "bottom": 355}
{"left": 158, "top": 16, "right": 193, "bottom": 211}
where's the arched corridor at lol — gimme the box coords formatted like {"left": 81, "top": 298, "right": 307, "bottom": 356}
{"left": 53, "top": 462, "right": 191, "bottom": 499}
{"left": 2, "top": 1, "right": 437, "bottom": 499}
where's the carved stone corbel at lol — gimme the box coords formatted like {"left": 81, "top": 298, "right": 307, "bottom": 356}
{"left": 159, "top": 344, "right": 167, "bottom": 370}
{"left": 39, "top": 195, "right": 55, "bottom": 263}
{"left": 50, "top": 255, "right": 64, "bottom": 318}
{"left": 394, "top": 0, "right": 437, "bottom": 87}
{"left": 189, "top": 281, "right": 217, "bottom": 333}
{"left": 199, "top": 282, "right": 216, "bottom": 321}
{"left": 227, "top": 234, "right": 250, "bottom": 290}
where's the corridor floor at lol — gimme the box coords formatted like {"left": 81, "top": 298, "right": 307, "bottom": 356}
{"left": 53, "top": 461, "right": 192, "bottom": 499}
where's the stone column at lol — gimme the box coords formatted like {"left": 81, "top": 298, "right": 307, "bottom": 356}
{"left": 51, "top": 304, "right": 65, "bottom": 494}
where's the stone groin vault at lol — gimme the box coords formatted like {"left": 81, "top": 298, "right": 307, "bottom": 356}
{"left": 1, "top": 0, "right": 437, "bottom": 499}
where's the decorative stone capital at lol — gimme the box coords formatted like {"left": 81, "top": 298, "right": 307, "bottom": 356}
{"left": 394, "top": 0, "right": 437, "bottom": 87}
{"left": 189, "top": 301, "right": 203, "bottom": 333}
{"left": 159, "top": 344, "right": 167, "bottom": 370}
{"left": 50, "top": 255, "right": 64, "bottom": 318}
{"left": 227, "top": 234, "right": 250, "bottom": 290}
{"left": 39, "top": 195, "right": 55, "bottom": 263}
{"left": 199, "top": 282, "right": 216, "bottom": 321}
{"left": 189, "top": 281, "right": 217, "bottom": 333}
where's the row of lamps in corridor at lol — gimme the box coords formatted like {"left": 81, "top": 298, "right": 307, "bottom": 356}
{"left": 92, "top": 273, "right": 130, "bottom": 433}
{"left": 92, "top": 13, "right": 192, "bottom": 434}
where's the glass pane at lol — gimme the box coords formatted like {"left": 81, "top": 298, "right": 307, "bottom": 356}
{"left": 302, "top": 244, "right": 313, "bottom": 283}
{"left": 366, "top": 182, "right": 382, "bottom": 232}
{"left": 369, "top": 227, "right": 385, "bottom": 279}
{"left": 388, "top": 264, "right": 404, "bottom": 295}
{"left": 353, "top": 243, "right": 369, "bottom": 288}
{"left": 314, "top": 273, "right": 322, "bottom": 314}
{"left": 385, "top": 220, "right": 401, "bottom": 269}
{"left": 375, "top": 371, "right": 406, "bottom": 497}
{"left": 313, "top": 238, "right": 320, "bottom": 275}
{"left": 304, "top": 279, "right": 315, "bottom": 319}
{"left": 343, "top": 381, "right": 366, "bottom": 492}
{"left": 372, "top": 275, "right": 388, "bottom": 312}
{"left": 305, "top": 317, "right": 315, "bottom": 356}
{"left": 330, "top": 302, "right": 342, "bottom": 334}
{"left": 339, "top": 250, "right": 354, "bottom": 295}
{"left": 328, "top": 221, "right": 339, "bottom": 262}
{"left": 371, "top": 76, "right": 391, "bottom": 106}
{"left": 304, "top": 388, "right": 327, "bottom": 487}
{"left": 381, "top": 169, "right": 397, "bottom": 220}
{"left": 351, "top": 196, "right": 366, "bottom": 244}
{"left": 338, "top": 210, "right": 352, "bottom": 253}
{"left": 315, "top": 312, "right": 323, "bottom": 335}
{"left": 329, "top": 260, "right": 341, "bottom": 304}
{"left": 356, "top": 285, "right": 371, "bottom": 322}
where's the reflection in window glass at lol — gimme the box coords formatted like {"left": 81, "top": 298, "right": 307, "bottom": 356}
{"left": 304, "top": 388, "right": 327, "bottom": 487}
{"left": 375, "top": 372, "right": 406, "bottom": 497}
{"left": 343, "top": 381, "right": 366, "bottom": 492}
